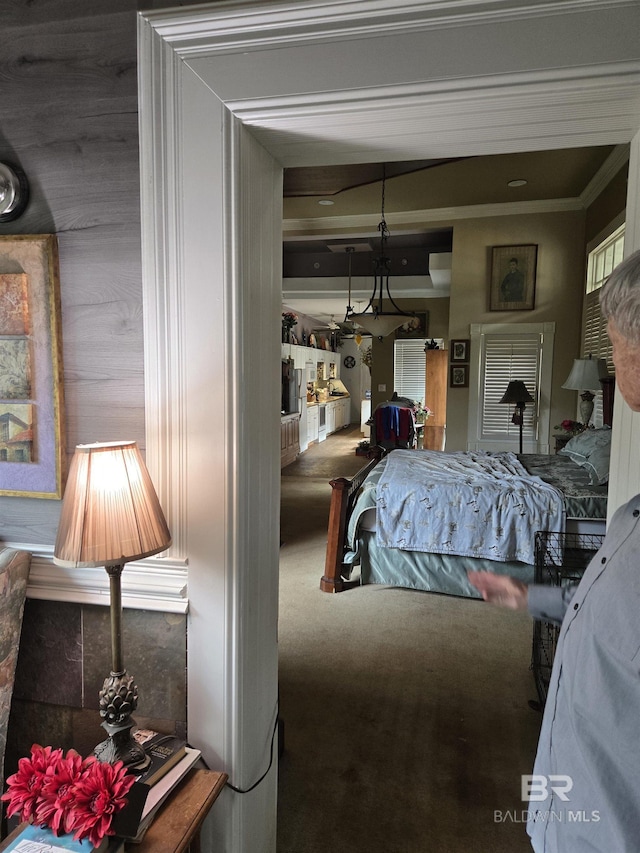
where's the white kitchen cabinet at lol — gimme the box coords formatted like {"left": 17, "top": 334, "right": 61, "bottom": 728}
{"left": 326, "top": 401, "right": 336, "bottom": 434}
{"left": 307, "top": 404, "right": 319, "bottom": 444}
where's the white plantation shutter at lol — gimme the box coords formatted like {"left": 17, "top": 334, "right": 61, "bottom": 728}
{"left": 583, "top": 290, "right": 613, "bottom": 370}
{"left": 481, "top": 334, "right": 540, "bottom": 442}
{"left": 394, "top": 339, "right": 428, "bottom": 402}
{"left": 582, "top": 223, "right": 624, "bottom": 425}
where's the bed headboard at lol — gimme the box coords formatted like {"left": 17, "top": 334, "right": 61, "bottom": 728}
{"left": 602, "top": 376, "right": 615, "bottom": 427}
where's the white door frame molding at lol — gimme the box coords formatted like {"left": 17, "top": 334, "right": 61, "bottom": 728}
{"left": 137, "top": 2, "right": 640, "bottom": 849}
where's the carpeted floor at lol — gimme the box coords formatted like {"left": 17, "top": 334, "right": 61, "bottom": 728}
{"left": 278, "top": 427, "right": 541, "bottom": 852}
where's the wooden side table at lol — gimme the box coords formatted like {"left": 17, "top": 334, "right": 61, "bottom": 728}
{"left": 553, "top": 433, "right": 572, "bottom": 454}
{"left": 0, "top": 769, "right": 227, "bottom": 853}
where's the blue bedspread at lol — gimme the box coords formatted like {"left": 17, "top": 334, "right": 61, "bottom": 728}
{"left": 375, "top": 449, "right": 565, "bottom": 565}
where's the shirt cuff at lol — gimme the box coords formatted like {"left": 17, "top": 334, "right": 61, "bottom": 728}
{"left": 527, "top": 584, "right": 570, "bottom": 625}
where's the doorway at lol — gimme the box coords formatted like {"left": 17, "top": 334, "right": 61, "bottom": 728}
{"left": 138, "top": 5, "right": 640, "bottom": 849}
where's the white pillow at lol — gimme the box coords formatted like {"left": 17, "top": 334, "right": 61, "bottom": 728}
{"left": 558, "top": 427, "right": 611, "bottom": 466}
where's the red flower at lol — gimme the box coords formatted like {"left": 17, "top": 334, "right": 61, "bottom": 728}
{"left": 35, "top": 749, "right": 85, "bottom": 835}
{"left": 67, "top": 759, "right": 135, "bottom": 847}
{"left": 1, "top": 744, "right": 63, "bottom": 822}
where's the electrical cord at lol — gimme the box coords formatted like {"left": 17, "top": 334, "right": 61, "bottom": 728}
{"left": 225, "top": 704, "right": 280, "bottom": 794}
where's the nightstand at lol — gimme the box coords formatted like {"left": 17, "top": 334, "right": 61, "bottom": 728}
{"left": 552, "top": 434, "right": 572, "bottom": 454}
{"left": 0, "top": 769, "right": 227, "bottom": 853}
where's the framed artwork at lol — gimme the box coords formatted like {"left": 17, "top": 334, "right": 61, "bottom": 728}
{"left": 489, "top": 244, "right": 538, "bottom": 311}
{"left": 450, "top": 339, "right": 470, "bottom": 362}
{"left": 449, "top": 364, "right": 469, "bottom": 388}
{"left": 0, "top": 235, "right": 65, "bottom": 498}
{"left": 395, "top": 312, "right": 429, "bottom": 339}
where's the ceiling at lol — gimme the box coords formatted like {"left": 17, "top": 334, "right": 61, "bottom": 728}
{"left": 281, "top": 145, "right": 620, "bottom": 325}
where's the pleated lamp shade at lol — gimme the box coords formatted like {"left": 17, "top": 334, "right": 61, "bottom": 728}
{"left": 54, "top": 441, "right": 171, "bottom": 568}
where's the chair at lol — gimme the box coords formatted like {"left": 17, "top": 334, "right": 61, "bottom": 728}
{"left": 0, "top": 548, "right": 31, "bottom": 795}
{"left": 372, "top": 403, "right": 416, "bottom": 450}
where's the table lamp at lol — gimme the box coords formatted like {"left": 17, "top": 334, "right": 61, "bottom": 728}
{"left": 562, "top": 355, "right": 608, "bottom": 428}
{"left": 499, "top": 380, "right": 534, "bottom": 454}
{"left": 54, "top": 441, "right": 171, "bottom": 768}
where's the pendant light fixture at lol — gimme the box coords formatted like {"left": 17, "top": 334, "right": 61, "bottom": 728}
{"left": 347, "top": 165, "right": 414, "bottom": 340}
{"left": 343, "top": 246, "right": 356, "bottom": 326}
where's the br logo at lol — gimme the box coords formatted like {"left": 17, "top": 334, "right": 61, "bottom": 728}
{"left": 522, "top": 775, "right": 573, "bottom": 802}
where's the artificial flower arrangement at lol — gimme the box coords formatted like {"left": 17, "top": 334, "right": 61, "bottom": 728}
{"left": 554, "top": 419, "right": 585, "bottom": 436}
{"left": 281, "top": 311, "right": 298, "bottom": 329}
{"left": 360, "top": 346, "right": 373, "bottom": 369}
{"left": 2, "top": 744, "right": 135, "bottom": 849}
{"left": 415, "top": 402, "right": 433, "bottom": 423}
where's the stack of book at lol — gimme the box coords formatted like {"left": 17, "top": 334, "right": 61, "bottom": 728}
{"left": 116, "top": 729, "right": 202, "bottom": 844}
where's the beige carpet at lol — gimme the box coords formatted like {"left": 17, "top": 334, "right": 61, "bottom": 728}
{"left": 278, "top": 428, "right": 541, "bottom": 852}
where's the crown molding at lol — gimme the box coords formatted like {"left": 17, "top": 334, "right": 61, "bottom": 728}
{"left": 283, "top": 197, "right": 584, "bottom": 236}
{"left": 8, "top": 543, "right": 188, "bottom": 613}
{"left": 580, "top": 143, "right": 630, "bottom": 207}
{"left": 147, "top": 0, "right": 639, "bottom": 56}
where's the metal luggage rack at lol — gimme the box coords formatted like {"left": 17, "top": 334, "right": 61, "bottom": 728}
{"left": 531, "top": 530, "right": 605, "bottom": 707}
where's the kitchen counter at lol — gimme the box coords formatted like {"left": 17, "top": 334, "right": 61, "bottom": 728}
{"left": 307, "top": 394, "right": 350, "bottom": 406}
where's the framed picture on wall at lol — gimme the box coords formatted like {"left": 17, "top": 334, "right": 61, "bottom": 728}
{"left": 450, "top": 339, "right": 469, "bottom": 362}
{"left": 0, "top": 235, "right": 66, "bottom": 498}
{"left": 489, "top": 244, "right": 537, "bottom": 311}
{"left": 449, "top": 364, "right": 469, "bottom": 388}
{"left": 395, "top": 312, "right": 429, "bottom": 339}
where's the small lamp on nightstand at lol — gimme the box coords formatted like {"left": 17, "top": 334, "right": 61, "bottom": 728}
{"left": 562, "top": 355, "right": 608, "bottom": 428}
{"left": 54, "top": 441, "right": 171, "bottom": 768}
{"left": 499, "top": 380, "right": 534, "bottom": 454}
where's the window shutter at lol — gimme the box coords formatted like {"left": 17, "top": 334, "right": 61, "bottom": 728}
{"left": 394, "top": 339, "right": 428, "bottom": 402}
{"left": 481, "top": 334, "right": 540, "bottom": 442}
{"left": 582, "top": 222, "right": 624, "bottom": 426}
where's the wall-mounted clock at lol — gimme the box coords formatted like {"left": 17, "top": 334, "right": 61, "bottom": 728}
{"left": 0, "top": 162, "right": 29, "bottom": 222}
{"left": 343, "top": 355, "right": 356, "bottom": 369}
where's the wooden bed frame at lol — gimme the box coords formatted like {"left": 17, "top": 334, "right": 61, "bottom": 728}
{"left": 320, "top": 450, "right": 383, "bottom": 593}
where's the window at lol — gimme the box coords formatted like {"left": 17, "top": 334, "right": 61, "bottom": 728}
{"left": 586, "top": 224, "right": 625, "bottom": 294}
{"left": 481, "top": 334, "right": 541, "bottom": 443}
{"left": 582, "top": 223, "right": 625, "bottom": 425}
{"left": 468, "top": 323, "right": 554, "bottom": 453}
{"left": 394, "top": 339, "right": 444, "bottom": 403}
{"left": 583, "top": 223, "right": 625, "bottom": 372}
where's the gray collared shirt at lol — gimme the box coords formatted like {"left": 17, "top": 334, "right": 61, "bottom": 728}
{"left": 525, "top": 495, "right": 640, "bottom": 852}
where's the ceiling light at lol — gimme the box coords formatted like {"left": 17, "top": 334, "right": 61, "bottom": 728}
{"left": 346, "top": 166, "right": 413, "bottom": 340}
{"left": 507, "top": 179, "right": 527, "bottom": 188}
{"left": 318, "top": 199, "right": 334, "bottom": 205}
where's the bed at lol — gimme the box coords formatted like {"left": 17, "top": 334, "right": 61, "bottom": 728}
{"left": 321, "top": 429, "right": 611, "bottom": 597}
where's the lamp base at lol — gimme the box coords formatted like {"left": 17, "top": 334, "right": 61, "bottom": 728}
{"left": 93, "top": 718, "right": 151, "bottom": 770}
{"left": 95, "top": 668, "right": 150, "bottom": 769}
{"left": 94, "top": 719, "right": 150, "bottom": 769}
{"left": 579, "top": 391, "right": 595, "bottom": 428}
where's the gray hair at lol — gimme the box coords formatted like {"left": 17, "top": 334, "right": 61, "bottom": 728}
{"left": 599, "top": 248, "right": 640, "bottom": 344}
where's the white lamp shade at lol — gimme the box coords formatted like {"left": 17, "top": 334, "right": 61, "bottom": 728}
{"left": 562, "top": 356, "right": 608, "bottom": 392}
{"left": 54, "top": 441, "right": 171, "bottom": 568}
{"left": 350, "top": 312, "right": 414, "bottom": 338}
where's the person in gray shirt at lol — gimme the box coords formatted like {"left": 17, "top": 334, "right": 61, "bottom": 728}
{"left": 468, "top": 248, "right": 640, "bottom": 852}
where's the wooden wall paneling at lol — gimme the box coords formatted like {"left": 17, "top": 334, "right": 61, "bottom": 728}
{"left": 0, "top": 2, "right": 145, "bottom": 548}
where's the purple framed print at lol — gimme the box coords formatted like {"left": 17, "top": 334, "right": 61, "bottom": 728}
{"left": 0, "top": 235, "right": 65, "bottom": 498}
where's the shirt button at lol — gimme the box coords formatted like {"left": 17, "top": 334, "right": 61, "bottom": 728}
{"left": 574, "top": 603, "right": 579, "bottom": 610}
{"left": 601, "top": 557, "right": 606, "bottom": 564}
{"left": 633, "top": 509, "right": 639, "bottom": 517}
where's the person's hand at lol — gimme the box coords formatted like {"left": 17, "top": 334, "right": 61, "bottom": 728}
{"left": 467, "top": 571, "right": 528, "bottom": 611}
